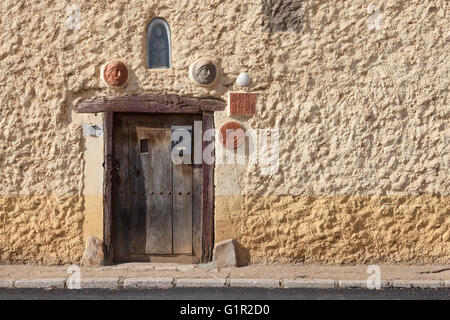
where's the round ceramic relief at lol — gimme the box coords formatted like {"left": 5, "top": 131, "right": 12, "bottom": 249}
{"left": 219, "top": 122, "right": 246, "bottom": 150}
{"left": 190, "top": 58, "right": 218, "bottom": 86}
{"left": 103, "top": 60, "right": 128, "bottom": 87}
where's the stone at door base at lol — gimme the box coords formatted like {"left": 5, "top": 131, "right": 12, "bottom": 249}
{"left": 0, "top": 280, "right": 14, "bottom": 288}
{"left": 213, "top": 239, "right": 237, "bottom": 268}
{"left": 82, "top": 236, "right": 105, "bottom": 266}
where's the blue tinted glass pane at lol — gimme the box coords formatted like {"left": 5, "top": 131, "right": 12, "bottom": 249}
{"left": 147, "top": 21, "right": 170, "bottom": 69}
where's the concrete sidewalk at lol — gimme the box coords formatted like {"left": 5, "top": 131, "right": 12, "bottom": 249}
{"left": 0, "top": 263, "right": 449, "bottom": 290}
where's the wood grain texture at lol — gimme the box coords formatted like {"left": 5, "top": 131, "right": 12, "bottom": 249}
{"left": 112, "top": 116, "right": 130, "bottom": 261}
{"left": 173, "top": 163, "right": 193, "bottom": 254}
{"left": 202, "top": 112, "right": 215, "bottom": 262}
{"left": 128, "top": 128, "right": 147, "bottom": 254}
{"left": 192, "top": 165, "right": 203, "bottom": 260}
{"left": 107, "top": 112, "right": 211, "bottom": 263}
{"left": 129, "top": 128, "right": 174, "bottom": 255}
{"left": 103, "top": 111, "right": 114, "bottom": 264}
{"left": 144, "top": 129, "right": 173, "bottom": 254}
{"left": 77, "top": 93, "right": 226, "bottom": 114}
{"left": 192, "top": 121, "right": 203, "bottom": 260}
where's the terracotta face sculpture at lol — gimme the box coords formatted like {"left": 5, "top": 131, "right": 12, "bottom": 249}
{"left": 103, "top": 61, "right": 128, "bottom": 87}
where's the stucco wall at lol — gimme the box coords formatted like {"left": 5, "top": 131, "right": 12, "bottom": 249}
{"left": 0, "top": 0, "right": 448, "bottom": 264}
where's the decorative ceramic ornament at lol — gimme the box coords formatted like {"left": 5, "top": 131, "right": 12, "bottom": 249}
{"left": 219, "top": 122, "right": 246, "bottom": 150}
{"left": 236, "top": 72, "right": 251, "bottom": 87}
{"left": 189, "top": 58, "right": 218, "bottom": 86}
{"left": 102, "top": 60, "right": 128, "bottom": 87}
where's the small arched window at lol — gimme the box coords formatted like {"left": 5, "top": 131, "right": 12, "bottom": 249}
{"left": 146, "top": 18, "right": 171, "bottom": 69}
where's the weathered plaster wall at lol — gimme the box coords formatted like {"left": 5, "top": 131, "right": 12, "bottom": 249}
{"left": 0, "top": 0, "right": 448, "bottom": 264}
{"left": 215, "top": 0, "right": 450, "bottom": 264}
{"left": 71, "top": 112, "right": 104, "bottom": 243}
{"left": 215, "top": 195, "right": 450, "bottom": 264}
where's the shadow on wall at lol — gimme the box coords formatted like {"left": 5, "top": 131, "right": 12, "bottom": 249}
{"left": 262, "top": 0, "right": 303, "bottom": 33}
{"left": 235, "top": 240, "right": 251, "bottom": 267}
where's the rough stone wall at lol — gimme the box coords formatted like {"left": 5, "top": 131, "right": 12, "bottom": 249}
{"left": 215, "top": 0, "right": 450, "bottom": 264}
{"left": 242, "top": 0, "right": 449, "bottom": 264}
{"left": 0, "top": 1, "right": 86, "bottom": 264}
{"left": 0, "top": 0, "right": 448, "bottom": 264}
{"left": 216, "top": 195, "right": 450, "bottom": 264}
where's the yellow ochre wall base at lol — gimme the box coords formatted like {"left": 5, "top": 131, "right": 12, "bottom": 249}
{"left": 216, "top": 195, "right": 450, "bottom": 265}
{"left": 0, "top": 195, "right": 84, "bottom": 265}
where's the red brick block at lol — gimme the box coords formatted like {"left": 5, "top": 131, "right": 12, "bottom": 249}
{"left": 229, "top": 93, "right": 256, "bottom": 116}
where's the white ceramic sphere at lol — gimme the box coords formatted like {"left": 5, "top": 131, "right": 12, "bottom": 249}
{"left": 236, "top": 72, "right": 251, "bottom": 87}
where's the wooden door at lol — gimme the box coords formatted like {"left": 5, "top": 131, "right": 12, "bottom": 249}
{"left": 112, "top": 114, "right": 202, "bottom": 263}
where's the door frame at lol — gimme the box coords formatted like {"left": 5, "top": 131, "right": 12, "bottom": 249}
{"left": 77, "top": 93, "right": 226, "bottom": 264}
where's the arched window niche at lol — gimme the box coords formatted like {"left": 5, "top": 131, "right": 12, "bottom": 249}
{"left": 146, "top": 18, "right": 171, "bottom": 69}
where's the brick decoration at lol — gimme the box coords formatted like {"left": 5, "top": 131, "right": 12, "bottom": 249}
{"left": 229, "top": 92, "right": 256, "bottom": 116}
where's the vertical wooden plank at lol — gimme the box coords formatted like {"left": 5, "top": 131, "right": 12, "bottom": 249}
{"left": 112, "top": 115, "right": 130, "bottom": 261}
{"left": 103, "top": 111, "right": 113, "bottom": 264}
{"left": 192, "top": 165, "right": 203, "bottom": 260}
{"left": 192, "top": 115, "right": 203, "bottom": 260}
{"left": 173, "top": 162, "right": 193, "bottom": 254}
{"left": 202, "top": 112, "right": 215, "bottom": 262}
{"left": 145, "top": 129, "right": 173, "bottom": 254}
{"left": 129, "top": 127, "right": 147, "bottom": 254}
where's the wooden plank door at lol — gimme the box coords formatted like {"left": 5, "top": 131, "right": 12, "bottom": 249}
{"left": 129, "top": 128, "right": 173, "bottom": 255}
{"left": 172, "top": 126, "right": 193, "bottom": 254}
{"left": 113, "top": 114, "right": 203, "bottom": 262}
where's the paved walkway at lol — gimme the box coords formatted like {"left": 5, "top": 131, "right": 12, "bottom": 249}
{"left": 0, "top": 263, "right": 449, "bottom": 289}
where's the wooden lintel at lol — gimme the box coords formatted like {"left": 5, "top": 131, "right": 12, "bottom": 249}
{"left": 77, "top": 93, "right": 226, "bottom": 114}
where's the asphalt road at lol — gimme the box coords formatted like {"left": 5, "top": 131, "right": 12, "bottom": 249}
{"left": 0, "top": 288, "right": 448, "bottom": 300}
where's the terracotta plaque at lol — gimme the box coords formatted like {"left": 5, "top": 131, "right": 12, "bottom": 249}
{"left": 229, "top": 93, "right": 256, "bottom": 116}
{"left": 219, "top": 122, "right": 246, "bottom": 150}
{"left": 103, "top": 60, "right": 128, "bottom": 87}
